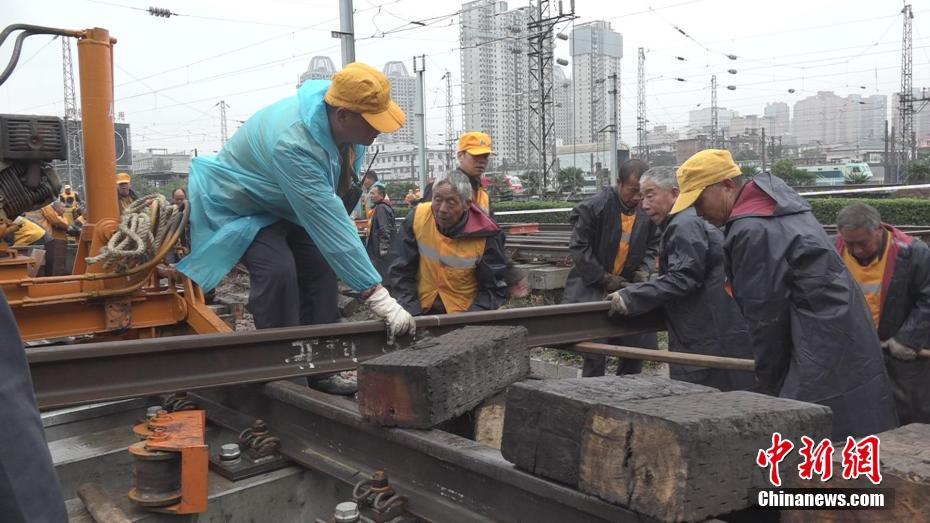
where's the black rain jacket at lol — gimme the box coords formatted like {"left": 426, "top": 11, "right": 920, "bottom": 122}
{"left": 724, "top": 173, "right": 897, "bottom": 439}
{"left": 563, "top": 187, "right": 659, "bottom": 304}
{"left": 620, "top": 208, "right": 756, "bottom": 391}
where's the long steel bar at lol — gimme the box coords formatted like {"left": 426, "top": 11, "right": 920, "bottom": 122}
{"left": 574, "top": 342, "right": 756, "bottom": 371}
{"left": 194, "top": 382, "right": 656, "bottom": 523}
{"left": 29, "top": 303, "right": 662, "bottom": 409}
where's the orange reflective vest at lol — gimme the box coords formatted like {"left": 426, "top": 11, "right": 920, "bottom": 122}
{"left": 37, "top": 205, "right": 70, "bottom": 240}
{"left": 119, "top": 195, "right": 135, "bottom": 214}
{"left": 12, "top": 218, "right": 47, "bottom": 246}
{"left": 612, "top": 212, "right": 637, "bottom": 275}
{"left": 474, "top": 187, "right": 490, "bottom": 214}
{"left": 844, "top": 235, "right": 893, "bottom": 328}
{"left": 413, "top": 203, "right": 487, "bottom": 313}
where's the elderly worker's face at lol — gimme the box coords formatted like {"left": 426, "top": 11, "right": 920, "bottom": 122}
{"left": 457, "top": 152, "right": 489, "bottom": 178}
{"left": 694, "top": 178, "right": 739, "bottom": 226}
{"left": 117, "top": 183, "right": 131, "bottom": 197}
{"left": 173, "top": 189, "right": 186, "bottom": 208}
{"left": 616, "top": 176, "right": 643, "bottom": 208}
{"left": 841, "top": 226, "right": 884, "bottom": 265}
{"left": 431, "top": 183, "right": 468, "bottom": 229}
{"left": 370, "top": 187, "right": 385, "bottom": 204}
{"left": 640, "top": 179, "right": 680, "bottom": 225}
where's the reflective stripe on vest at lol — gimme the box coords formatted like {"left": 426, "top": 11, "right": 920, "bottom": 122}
{"left": 413, "top": 203, "right": 487, "bottom": 313}
{"left": 612, "top": 212, "right": 637, "bottom": 275}
{"left": 843, "top": 237, "right": 892, "bottom": 328}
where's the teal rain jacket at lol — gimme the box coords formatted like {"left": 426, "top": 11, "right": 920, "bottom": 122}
{"left": 176, "top": 80, "right": 380, "bottom": 292}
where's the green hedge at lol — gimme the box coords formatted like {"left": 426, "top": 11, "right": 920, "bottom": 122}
{"left": 396, "top": 197, "right": 930, "bottom": 225}
{"left": 808, "top": 198, "right": 930, "bottom": 226}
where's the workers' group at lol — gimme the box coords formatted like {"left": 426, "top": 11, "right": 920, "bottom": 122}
{"left": 5, "top": 184, "right": 83, "bottom": 276}
{"left": 590, "top": 150, "right": 928, "bottom": 441}
{"left": 174, "top": 62, "right": 927, "bottom": 437}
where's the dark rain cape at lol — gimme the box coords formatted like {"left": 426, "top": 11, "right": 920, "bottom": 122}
{"left": 836, "top": 225, "right": 930, "bottom": 424}
{"left": 390, "top": 202, "right": 510, "bottom": 315}
{"left": 365, "top": 200, "right": 396, "bottom": 283}
{"left": 724, "top": 173, "right": 897, "bottom": 439}
{"left": 0, "top": 292, "right": 67, "bottom": 522}
{"left": 620, "top": 208, "right": 756, "bottom": 391}
{"left": 563, "top": 187, "right": 659, "bottom": 304}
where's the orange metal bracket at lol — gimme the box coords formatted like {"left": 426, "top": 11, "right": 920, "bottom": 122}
{"left": 129, "top": 410, "right": 208, "bottom": 515}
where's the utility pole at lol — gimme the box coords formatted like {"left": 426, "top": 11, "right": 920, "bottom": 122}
{"left": 61, "top": 36, "right": 83, "bottom": 189}
{"left": 442, "top": 70, "right": 454, "bottom": 171}
{"left": 216, "top": 100, "right": 230, "bottom": 145}
{"left": 890, "top": 125, "right": 898, "bottom": 183}
{"left": 413, "top": 55, "right": 427, "bottom": 192}
{"left": 608, "top": 73, "right": 619, "bottom": 186}
{"left": 710, "top": 74, "right": 718, "bottom": 148}
{"left": 898, "top": 3, "right": 914, "bottom": 177}
{"left": 637, "top": 47, "right": 647, "bottom": 161}
{"left": 884, "top": 119, "right": 890, "bottom": 182}
{"left": 760, "top": 127, "right": 766, "bottom": 172}
{"left": 527, "top": 0, "right": 576, "bottom": 196}
{"left": 334, "top": 0, "right": 355, "bottom": 67}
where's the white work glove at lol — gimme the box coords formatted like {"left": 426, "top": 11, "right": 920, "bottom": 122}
{"left": 366, "top": 286, "right": 416, "bottom": 344}
{"left": 882, "top": 338, "right": 918, "bottom": 361}
{"left": 605, "top": 291, "right": 629, "bottom": 317}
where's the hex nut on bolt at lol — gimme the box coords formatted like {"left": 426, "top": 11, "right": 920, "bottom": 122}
{"left": 220, "top": 443, "right": 241, "bottom": 461}
{"left": 334, "top": 501, "right": 360, "bottom": 523}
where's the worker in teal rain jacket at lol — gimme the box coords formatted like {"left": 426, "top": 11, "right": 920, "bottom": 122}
{"left": 177, "top": 63, "right": 416, "bottom": 394}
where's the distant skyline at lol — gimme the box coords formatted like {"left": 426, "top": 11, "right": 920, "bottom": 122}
{"left": 2, "top": 0, "right": 927, "bottom": 154}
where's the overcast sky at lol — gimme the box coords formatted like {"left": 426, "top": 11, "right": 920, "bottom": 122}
{"left": 2, "top": 0, "right": 928, "bottom": 155}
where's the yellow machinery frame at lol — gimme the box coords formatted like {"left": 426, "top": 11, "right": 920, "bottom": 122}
{"left": 2, "top": 27, "right": 229, "bottom": 341}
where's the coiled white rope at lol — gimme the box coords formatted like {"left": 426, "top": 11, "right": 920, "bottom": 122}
{"left": 85, "top": 194, "right": 183, "bottom": 273}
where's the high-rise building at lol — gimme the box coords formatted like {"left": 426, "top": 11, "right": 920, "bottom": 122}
{"left": 793, "top": 91, "right": 886, "bottom": 147}
{"left": 792, "top": 92, "right": 846, "bottom": 145}
{"left": 381, "top": 61, "right": 416, "bottom": 145}
{"left": 687, "top": 107, "right": 736, "bottom": 136}
{"left": 553, "top": 65, "right": 573, "bottom": 146}
{"left": 460, "top": 0, "right": 531, "bottom": 169}
{"left": 764, "top": 102, "right": 790, "bottom": 136}
{"left": 570, "top": 20, "right": 622, "bottom": 145}
{"left": 297, "top": 56, "right": 337, "bottom": 88}
{"left": 846, "top": 94, "right": 886, "bottom": 147}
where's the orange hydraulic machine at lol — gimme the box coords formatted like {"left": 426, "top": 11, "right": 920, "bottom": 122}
{"left": 0, "top": 24, "right": 229, "bottom": 341}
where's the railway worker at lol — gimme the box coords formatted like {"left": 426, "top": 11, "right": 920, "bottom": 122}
{"left": 390, "top": 169, "right": 513, "bottom": 315}
{"left": 116, "top": 172, "right": 138, "bottom": 214}
{"left": 60, "top": 184, "right": 81, "bottom": 224}
{"left": 835, "top": 203, "right": 930, "bottom": 424}
{"left": 420, "top": 132, "right": 492, "bottom": 214}
{"left": 176, "top": 63, "right": 416, "bottom": 389}
{"left": 605, "top": 166, "right": 755, "bottom": 391}
{"left": 563, "top": 159, "right": 660, "bottom": 377}
{"left": 365, "top": 184, "right": 396, "bottom": 283}
{"left": 0, "top": 291, "right": 67, "bottom": 521}
{"left": 352, "top": 170, "right": 382, "bottom": 220}
{"left": 29, "top": 202, "right": 71, "bottom": 276}
{"left": 673, "top": 149, "right": 897, "bottom": 439}
{"left": 5, "top": 214, "right": 49, "bottom": 249}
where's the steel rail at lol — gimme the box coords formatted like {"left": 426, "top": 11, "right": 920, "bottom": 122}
{"left": 194, "top": 383, "right": 657, "bottom": 523}
{"left": 29, "top": 302, "right": 662, "bottom": 409}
